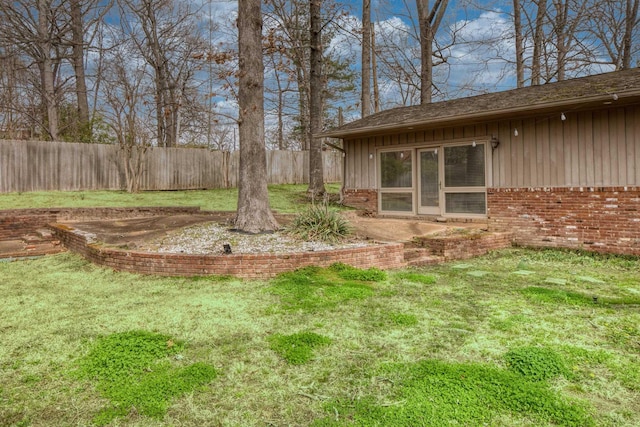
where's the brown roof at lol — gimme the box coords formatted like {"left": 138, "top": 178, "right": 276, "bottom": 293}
{"left": 322, "top": 68, "right": 640, "bottom": 138}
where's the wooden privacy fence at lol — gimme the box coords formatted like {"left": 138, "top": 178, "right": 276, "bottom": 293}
{"left": 0, "top": 140, "right": 343, "bottom": 193}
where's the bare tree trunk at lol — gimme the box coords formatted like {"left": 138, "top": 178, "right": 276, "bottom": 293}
{"left": 235, "top": 0, "right": 279, "bottom": 233}
{"left": 70, "top": 0, "right": 91, "bottom": 139}
{"left": 513, "top": 0, "right": 525, "bottom": 88}
{"left": 361, "top": 0, "right": 371, "bottom": 117}
{"left": 308, "top": 0, "right": 325, "bottom": 197}
{"left": 416, "top": 0, "right": 448, "bottom": 104}
{"left": 275, "top": 71, "right": 285, "bottom": 149}
{"left": 553, "top": 0, "right": 568, "bottom": 81}
{"left": 371, "top": 22, "right": 380, "bottom": 113}
{"left": 296, "top": 66, "right": 310, "bottom": 150}
{"left": 38, "top": 0, "right": 59, "bottom": 140}
{"left": 531, "top": 0, "right": 547, "bottom": 85}
{"left": 623, "top": 0, "right": 640, "bottom": 69}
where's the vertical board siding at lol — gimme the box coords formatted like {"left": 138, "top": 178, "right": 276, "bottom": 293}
{"left": 0, "top": 141, "right": 342, "bottom": 192}
{"left": 634, "top": 108, "right": 640, "bottom": 183}
{"left": 344, "top": 105, "right": 640, "bottom": 190}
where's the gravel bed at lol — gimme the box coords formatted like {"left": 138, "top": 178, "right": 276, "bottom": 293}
{"left": 139, "top": 222, "right": 373, "bottom": 255}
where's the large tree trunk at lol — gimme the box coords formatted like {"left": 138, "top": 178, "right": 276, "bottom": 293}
{"left": 361, "top": 0, "right": 371, "bottom": 117}
{"left": 235, "top": 0, "right": 279, "bottom": 233}
{"left": 308, "top": 0, "right": 325, "bottom": 197}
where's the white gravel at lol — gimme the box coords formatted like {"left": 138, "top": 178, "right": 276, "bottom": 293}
{"left": 139, "top": 222, "right": 373, "bottom": 255}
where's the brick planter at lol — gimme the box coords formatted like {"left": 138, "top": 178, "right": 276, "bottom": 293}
{"left": 50, "top": 222, "right": 407, "bottom": 279}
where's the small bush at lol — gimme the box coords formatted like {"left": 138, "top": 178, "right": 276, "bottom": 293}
{"left": 286, "top": 204, "right": 351, "bottom": 242}
{"left": 269, "top": 332, "right": 332, "bottom": 365}
{"left": 505, "top": 346, "right": 569, "bottom": 381}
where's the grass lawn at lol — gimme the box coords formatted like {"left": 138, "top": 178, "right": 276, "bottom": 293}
{"left": 0, "top": 183, "right": 341, "bottom": 214}
{"left": 1, "top": 248, "right": 639, "bottom": 426}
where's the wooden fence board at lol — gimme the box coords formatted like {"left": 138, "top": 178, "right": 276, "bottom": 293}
{"left": 0, "top": 140, "right": 342, "bottom": 193}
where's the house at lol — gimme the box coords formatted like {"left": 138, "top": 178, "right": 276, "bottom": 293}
{"left": 322, "top": 68, "right": 640, "bottom": 256}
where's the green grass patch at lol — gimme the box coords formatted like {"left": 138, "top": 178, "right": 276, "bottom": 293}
{"left": 329, "top": 263, "right": 387, "bottom": 282}
{"left": 391, "top": 271, "right": 437, "bottom": 284}
{"left": 75, "top": 330, "right": 216, "bottom": 424}
{"left": 504, "top": 346, "right": 570, "bottom": 381}
{"left": 522, "top": 286, "right": 640, "bottom": 307}
{"left": 315, "top": 359, "right": 593, "bottom": 427}
{"left": 268, "top": 332, "right": 332, "bottom": 365}
{"left": 268, "top": 265, "right": 380, "bottom": 312}
{"left": 0, "top": 184, "right": 342, "bottom": 213}
{"left": 376, "top": 312, "right": 419, "bottom": 327}
{"left": 521, "top": 286, "right": 594, "bottom": 305}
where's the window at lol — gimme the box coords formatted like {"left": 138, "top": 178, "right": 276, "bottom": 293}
{"left": 380, "top": 151, "right": 412, "bottom": 188}
{"left": 443, "top": 143, "right": 486, "bottom": 215}
{"left": 444, "top": 145, "right": 485, "bottom": 187}
{"left": 379, "top": 150, "right": 414, "bottom": 213}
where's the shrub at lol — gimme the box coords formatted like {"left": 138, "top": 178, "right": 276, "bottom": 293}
{"left": 286, "top": 204, "right": 351, "bottom": 242}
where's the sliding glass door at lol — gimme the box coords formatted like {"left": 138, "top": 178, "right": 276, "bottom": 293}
{"left": 418, "top": 148, "right": 441, "bottom": 215}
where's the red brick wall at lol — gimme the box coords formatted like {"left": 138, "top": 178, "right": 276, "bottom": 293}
{"left": 488, "top": 187, "right": 640, "bottom": 256}
{"left": 51, "top": 223, "right": 407, "bottom": 279}
{"left": 343, "top": 189, "right": 377, "bottom": 211}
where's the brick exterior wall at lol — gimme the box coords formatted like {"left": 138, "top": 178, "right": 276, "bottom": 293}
{"left": 51, "top": 223, "right": 407, "bottom": 278}
{"left": 0, "top": 207, "right": 202, "bottom": 240}
{"left": 487, "top": 187, "right": 640, "bottom": 256}
{"left": 343, "top": 189, "right": 377, "bottom": 211}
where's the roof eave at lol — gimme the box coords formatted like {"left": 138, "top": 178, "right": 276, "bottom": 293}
{"left": 320, "top": 90, "right": 640, "bottom": 139}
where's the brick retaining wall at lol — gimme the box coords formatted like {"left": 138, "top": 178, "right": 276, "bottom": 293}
{"left": 488, "top": 187, "right": 640, "bottom": 256}
{"left": 0, "top": 207, "right": 202, "bottom": 240}
{"left": 51, "top": 222, "right": 407, "bottom": 278}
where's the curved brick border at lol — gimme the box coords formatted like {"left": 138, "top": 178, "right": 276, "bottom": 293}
{"left": 49, "top": 221, "right": 406, "bottom": 279}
